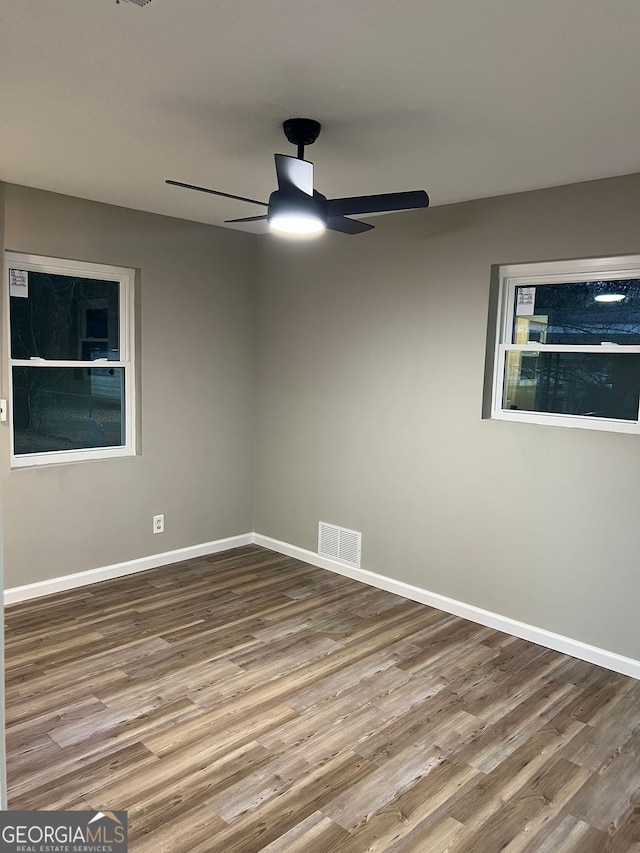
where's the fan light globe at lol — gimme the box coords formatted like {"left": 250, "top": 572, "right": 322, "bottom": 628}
{"left": 269, "top": 212, "right": 326, "bottom": 236}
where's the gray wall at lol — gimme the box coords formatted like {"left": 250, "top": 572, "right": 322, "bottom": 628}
{"left": 1, "top": 184, "right": 258, "bottom": 588}
{"left": 254, "top": 173, "right": 640, "bottom": 661}
{"left": 3, "top": 174, "right": 640, "bottom": 664}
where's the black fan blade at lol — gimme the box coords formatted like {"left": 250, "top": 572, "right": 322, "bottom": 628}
{"left": 224, "top": 215, "right": 268, "bottom": 224}
{"left": 166, "top": 180, "right": 268, "bottom": 208}
{"left": 327, "top": 216, "right": 375, "bottom": 235}
{"left": 327, "top": 190, "right": 429, "bottom": 218}
{"left": 274, "top": 154, "right": 313, "bottom": 196}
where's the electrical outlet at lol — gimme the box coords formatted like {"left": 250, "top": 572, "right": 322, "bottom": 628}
{"left": 153, "top": 514, "right": 164, "bottom": 534}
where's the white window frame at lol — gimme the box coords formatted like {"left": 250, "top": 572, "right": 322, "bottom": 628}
{"left": 4, "top": 252, "right": 136, "bottom": 467}
{"left": 491, "top": 254, "right": 640, "bottom": 434}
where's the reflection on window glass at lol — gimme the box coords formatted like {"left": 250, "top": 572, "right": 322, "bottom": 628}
{"left": 10, "top": 272, "right": 120, "bottom": 360}
{"left": 512, "top": 280, "right": 640, "bottom": 344}
{"left": 504, "top": 351, "right": 640, "bottom": 420}
{"left": 12, "top": 367, "right": 124, "bottom": 455}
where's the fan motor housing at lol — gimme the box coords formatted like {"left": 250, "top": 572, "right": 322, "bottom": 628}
{"left": 267, "top": 189, "right": 328, "bottom": 225}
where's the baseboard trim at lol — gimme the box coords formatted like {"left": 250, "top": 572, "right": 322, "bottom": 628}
{"left": 4, "top": 533, "right": 254, "bottom": 605}
{"left": 253, "top": 533, "right": 640, "bottom": 681}
{"left": 6, "top": 530, "right": 639, "bottom": 680}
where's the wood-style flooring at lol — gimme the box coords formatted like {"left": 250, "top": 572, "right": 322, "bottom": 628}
{"left": 5, "top": 545, "right": 640, "bottom": 852}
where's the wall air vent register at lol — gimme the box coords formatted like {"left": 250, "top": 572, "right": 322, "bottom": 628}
{"left": 318, "top": 522, "right": 361, "bottom": 568}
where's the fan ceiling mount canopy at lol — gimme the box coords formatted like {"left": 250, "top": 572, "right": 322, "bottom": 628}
{"left": 166, "top": 118, "right": 430, "bottom": 236}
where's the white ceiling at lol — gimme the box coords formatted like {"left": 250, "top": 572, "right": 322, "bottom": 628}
{"left": 2, "top": 1, "right": 640, "bottom": 233}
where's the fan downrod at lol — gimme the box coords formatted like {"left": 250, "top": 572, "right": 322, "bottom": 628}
{"left": 283, "top": 118, "right": 321, "bottom": 159}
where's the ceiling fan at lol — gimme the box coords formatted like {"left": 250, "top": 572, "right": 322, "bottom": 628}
{"left": 166, "top": 118, "right": 430, "bottom": 236}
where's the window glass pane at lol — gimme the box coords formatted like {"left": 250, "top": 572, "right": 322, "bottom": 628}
{"left": 10, "top": 271, "right": 120, "bottom": 360}
{"left": 12, "top": 366, "right": 125, "bottom": 455}
{"left": 512, "top": 280, "right": 640, "bottom": 344}
{"left": 503, "top": 351, "right": 640, "bottom": 420}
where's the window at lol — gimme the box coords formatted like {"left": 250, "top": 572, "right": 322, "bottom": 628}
{"left": 5, "top": 253, "right": 136, "bottom": 467}
{"left": 491, "top": 255, "right": 640, "bottom": 433}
